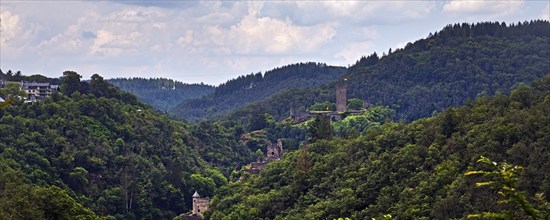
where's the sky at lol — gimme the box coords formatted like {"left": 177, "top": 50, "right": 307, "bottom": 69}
{"left": 1, "top": 0, "right": 549, "bottom": 85}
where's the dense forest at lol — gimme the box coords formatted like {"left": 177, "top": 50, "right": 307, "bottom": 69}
{"left": 108, "top": 78, "right": 214, "bottom": 112}
{"left": 216, "top": 21, "right": 550, "bottom": 123}
{"left": 207, "top": 75, "right": 550, "bottom": 219}
{"left": 169, "top": 62, "right": 346, "bottom": 122}
{"left": 346, "top": 20, "right": 550, "bottom": 120}
{"left": 0, "top": 72, "right": 235, "bottom": 219}
{"left": 1, "top": 69, "right": 61, "bottom": 84}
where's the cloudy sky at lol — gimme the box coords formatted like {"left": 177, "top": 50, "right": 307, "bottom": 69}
{"left": 1, "top": 0, "right": 549, "bottom": 85}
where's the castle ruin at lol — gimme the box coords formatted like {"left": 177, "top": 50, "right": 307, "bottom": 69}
{"left": 244, "top": 139, "right": 283, "bottom": 174}
{"left": 290, "top": 79, "right": 354, "bottom": 123}
{"left": 267, "top": 139, "right": 284, "bottom": 161}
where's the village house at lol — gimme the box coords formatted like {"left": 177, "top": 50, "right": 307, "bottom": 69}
{"left": 19, "top": 81, "right": 59, "bottom": 102}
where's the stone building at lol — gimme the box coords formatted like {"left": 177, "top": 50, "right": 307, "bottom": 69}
{"left": 289, "top": 107, "right": 315, "bottom": 123}
{"left": 266, "top": 139, "right": 283, "bottom": 161}
{"left": 180, "top": 191, "right": 210, "bottom": 220}
{"left": 244, "top": 139, "right": 284, "bottom": 174}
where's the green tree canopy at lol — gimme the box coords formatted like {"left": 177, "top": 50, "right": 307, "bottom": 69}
{"left": 347, "top": 98, "right": 364, "bottom": 110}
{"left": 60, "top": 71, "right": 82, "bottom": 96}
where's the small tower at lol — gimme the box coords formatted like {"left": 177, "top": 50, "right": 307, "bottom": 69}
{"left": 191, "top": 191, "right": 209, "bottom": 218}
{"left": 336, "top": 79, "right": 347, "bottom": 112}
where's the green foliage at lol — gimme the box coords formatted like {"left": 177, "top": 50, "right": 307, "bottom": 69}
{"left": 0, "top": 82, "right": 26, "bottom": 98}
{"left": 310, "top": 101, "right": 336, "bottom": 111}
{"left": 224, "top": 87, "right": 334, "bottom": 124}
{"left": 248, "top": 113, "right": 275, "bottom": 131}
{"left": 465, "top": 156, "right": 549, "bottom": 219}
{"left": 0, "top": 75, "right": 237, "bottom": 218}
{"left": 108, "top": 77, "right": 214, "bottom": 112}
{"left": 60, "top": 71, "right": 82, "bottom": 96}
{"left": 207, "top": 75, "right": 550, "bottom": 219}
{"left": 1, "top": 69, "right": 61, "bottom": 84}
{"left": 89, "top": 74, "right": 118, "bottom": 99}
{"left": 0, "top": 164, "right": 99, "bottom": 220}
{"left": 333, "top": 105, "right": 395, "bottom": 137}
{"left": 347, "top": 98, "right": 364, "bottom": 110}
{"left": 308, "top": 115, "right": 333, "bottom": 141}
{"left": 170, "top": 62, "right": 346, "bottom": 121}
{"left": 189, "top": 120, "right": 256, "bottom": 175}
{"left": 345, "top": 21, "right": 550, "bottom": 121}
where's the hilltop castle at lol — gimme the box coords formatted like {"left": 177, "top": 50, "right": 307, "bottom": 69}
{"left": 290, "top": 79, "right": 362, "bottom": 123}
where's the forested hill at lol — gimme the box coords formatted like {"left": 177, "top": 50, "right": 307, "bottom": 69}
{"left": 346, "top": 20, "right": 550, "bottom": 120}
{"left": 107, "top": 78, "right": 214, "bottom": 112}
{"left": 0, "top": 72, "right": 232, "bottom": 219}
{"left": 207, "top": 75, "right": 550, "bottom": 219}
{"left": 169, "top": 62, "right": 346, "bottom": 121}
{"left": 222, "top": 21, "right": 550, "bottom": 123}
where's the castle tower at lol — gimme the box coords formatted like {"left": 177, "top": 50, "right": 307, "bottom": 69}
{"left": 336, "top": 80, "right": 347, "bottom": 112}
{"left": 267, "top": 139, "right": 283, "bottom": 161}
{"left": 191, "top": 191, "right": 209, "bottom": 218}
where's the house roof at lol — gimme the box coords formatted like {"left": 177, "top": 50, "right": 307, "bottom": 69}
{"left": 20, "top": 82, "right": 59, "bottom": 90}
{"left": 21, "top": 82, "right": 50, "bottom": 89}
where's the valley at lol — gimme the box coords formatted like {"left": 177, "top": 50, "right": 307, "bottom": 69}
{"left": 1, "top": 21, "right": 549, "bottom": 219}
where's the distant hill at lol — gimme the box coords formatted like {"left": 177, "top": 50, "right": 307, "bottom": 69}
{"left": 169, "top": 62, "right": 346, "bottom": 122}
{"left": 108, "top": 78, "right": 214, "bottom": 112}
{"left": 346, "top": 20, "right": 550, "bottom": 120}
{"left": 223, "top": 21, "right": 550, "bottom": 123}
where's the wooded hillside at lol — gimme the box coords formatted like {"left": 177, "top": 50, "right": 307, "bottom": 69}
{"left": 169, "top": 62, "right": 346, "bottom": 122}
{"left": 108, "top": 78, "right": 214, "bottom": 112}
{"left": 207, "top": 75, "right": 550, "bottom": 219}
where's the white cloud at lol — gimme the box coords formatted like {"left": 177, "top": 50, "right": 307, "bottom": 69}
{"left": 178, "top": 11, "right": 337, "bottom": 56}
{"left": 90, "top": 30, "right": 146, "bottom": 56}
{"left": 315, "top": 1, "right": 435, "bottom": 23}
{"left": 0, "top": 9, "right": 44, "bottom": 57}
{"left": 443, "top": 0, "right": 524, "bottom": 17}
{"left": 335, "top": 41, "right": 374, "bottom": 64}
{"left": 0, "top": 10, "right": 19, "bottom": 44}
{"left": 223, "top": 13, "right": 336, "bottom": 54}
{"left": 102, "top": 8, "right": 166, "bottom": 23}
{"left": 177, "top": 31, "right": 194, "bottom": 48}
{"left": 37, "top": 16, "right": 92, "bottom": 54}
